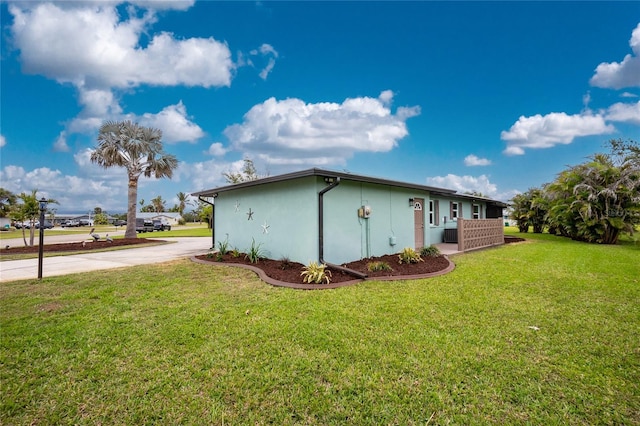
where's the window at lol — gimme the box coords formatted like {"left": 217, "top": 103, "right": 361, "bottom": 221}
{"left": 451, "top": 202, "right": 459, "bottom": 220}
{"left": 473, "top": 204, "right": 480, "bottom": 219}
{"left": 429, "top": 200, "right": 434, "bottom": 225}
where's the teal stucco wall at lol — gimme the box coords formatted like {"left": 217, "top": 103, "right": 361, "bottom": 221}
{"left": 213, "top": 175, "right": 490, "bottom": 264}
{"left": 322, "top": 181, "right": 416, "bottom": 264}
{"left": 214, "top": 177, "right": 319, "bottom": 264}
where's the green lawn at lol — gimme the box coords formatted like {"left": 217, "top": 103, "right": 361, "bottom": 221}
{"left": 1, "top": 233, "right": 638, "bottom": 424}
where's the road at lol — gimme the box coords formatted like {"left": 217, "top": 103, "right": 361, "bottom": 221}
{"left": 0, "top": 237, "right": 212, "bottom": 282}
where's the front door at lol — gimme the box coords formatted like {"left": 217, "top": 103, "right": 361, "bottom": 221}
{"left": 414, "top": 198, "right": 424, "bottom": 249}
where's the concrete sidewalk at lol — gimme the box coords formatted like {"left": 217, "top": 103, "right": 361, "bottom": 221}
{"left": 0, "top": 237, "right": 211, "bottom": 282}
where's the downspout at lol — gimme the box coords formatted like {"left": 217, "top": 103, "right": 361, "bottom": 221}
{"left": 318, "top": 177, "right": 368, "bottom": 279}
{"left": 199, "top": 194, "right": 218, "bottom": 250}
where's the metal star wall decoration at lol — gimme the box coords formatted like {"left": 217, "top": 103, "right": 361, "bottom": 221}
{"left": 246, "top": 208, "right": 254, "bottom": 220}
{"left": 235, "top": 201, "right": 240, "bottom": 212}
{"left": 261, "top": 221, "right": 270, "bottom": 234}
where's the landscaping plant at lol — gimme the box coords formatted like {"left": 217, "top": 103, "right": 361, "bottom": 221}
{"left": 245, "top": 238, "right": 265, "bottom": 263}
{"left": 398, "top": 247, "right": 423, "bottom": 264}
{"left": 301, "top": 261, "right": 332, "bottom": 284}
{"left": 367, "top": 261, "right": 393, "bottom": 272}
{"left": 420, "top": 245, "right": 441, "bottom": 257}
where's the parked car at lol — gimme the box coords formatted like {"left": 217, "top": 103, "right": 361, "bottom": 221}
{"left": 62, "top": 220, "right": 80, "bottom": 227}
{"left": 79, "top": 219, "right": 92, "bottom": 226}
{"left": 114, "top": 220, "right": 126, "bottom": 227}
{"left": 135, "top": 218, "right": 154, "bottom": 233}
{"left": 153, "top": 219, "right": 172, "bottom": 231}
{"left": 35, "top": 220, "right": 54, "bottom": 229}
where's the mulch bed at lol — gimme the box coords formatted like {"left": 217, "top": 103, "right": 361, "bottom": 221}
{"left": 0, "top": 238, "right": 159, "bottom": 255}
{"left": 3, "top": 236, "right": 525, "bottom": 286}
{"left": 194, "top": 252, "right": 452, "bottom": 285}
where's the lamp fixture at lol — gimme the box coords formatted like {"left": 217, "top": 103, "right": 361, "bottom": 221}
{"left": 409, "top": 198, "right": 415, "bottom": 207}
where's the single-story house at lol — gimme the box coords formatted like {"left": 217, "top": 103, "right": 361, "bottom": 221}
{"left": 136, "top": 212, "right": 183, "bottom": 224}
{"left": 192, "top": 168, "right": 507, "bottom": 266}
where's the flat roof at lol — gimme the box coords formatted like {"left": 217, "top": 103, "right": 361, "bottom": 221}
{"left": 192, "top": 168, "right": 507, "bottom": 207}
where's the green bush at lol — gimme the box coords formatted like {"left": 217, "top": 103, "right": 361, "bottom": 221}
{"left": 245, "top": 239, "right": 265, "bottom": 264}
{"left": 398, "top": 247, "right": 423, "bottom": 264}
{"left": 420, "top": 245, "right": 441, "bottom": 257}
{"left": 217, "top": 238, "right": 229, "bottom": 255}
{"left": 301, "top": 261, "right": 332, "bottom": 284}
{"left": 367, "top": 261, "right": 393, "bottom": 272}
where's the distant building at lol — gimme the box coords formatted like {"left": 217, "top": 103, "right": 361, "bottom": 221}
{"left": 136, "top": 212, "right": 183, "bottom": 224}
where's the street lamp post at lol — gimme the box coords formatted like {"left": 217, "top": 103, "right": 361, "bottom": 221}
{"left": 37, "top": 197, "right": 48, "bottom": 280}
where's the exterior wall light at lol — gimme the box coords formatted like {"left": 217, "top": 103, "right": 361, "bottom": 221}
{"left": 409, "top": 198, "right": 415, "bottom": 207}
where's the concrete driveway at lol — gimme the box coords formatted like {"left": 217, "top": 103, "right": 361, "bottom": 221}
{"left": 0, "top": 237, "right": 212, "bottom": 282}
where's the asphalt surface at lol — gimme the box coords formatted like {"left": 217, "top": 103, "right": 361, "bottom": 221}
{"left": 0, "top": 237, "right": 212, "bottom": 282}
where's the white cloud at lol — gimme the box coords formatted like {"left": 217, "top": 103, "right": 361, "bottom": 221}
{"left": 604, "top": 101, "right": 640, "bottom": 125}
{"left": 0, "top": 135, "right": 5, "bottom": 148}
{"left": 427, "top": 174, "right": 497, "bottom": 196}
{"left": 207, "top": 142, "right": 228, "bottom": 156}
{"left": 464, "top": 154, "right": 491, "bottom": 166}
{"left": 590, "top": 23, "right": 640, "bottom": 89}
{"left": 0, "top": 163, "right": 126, "bottom": 212}
{"left": 426, "top": 174, "right": 518, "bottom": 202}
{"left": 53, "top": 131, "right": 70, "bottom": 152}
{"left": 621, "top": 92, "right": 638, "bottom": 98}
{"left": 224, "top": 91, "right": 420, "bottom": 167}
{"left": 68, "top": 87, "right": 123, "bottom": 134}
{"left": 8, "top": 1, "right": 235, "bottom": 148}
{"left": 177, "top": 158, "right": 238, "bottom": 193}
{"left": 501, "top": 112, "right": 615, "bottom": 155}
{"left": 137, "top": 101, "right": 204, "bottom": 143}
{"left": 9, "top": 3, "right": 234, "bottom": 90}
{"left": 250, "top": 43, "right": 279, "bottom": 80}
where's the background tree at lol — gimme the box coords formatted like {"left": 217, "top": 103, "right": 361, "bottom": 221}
{"left": 223, "top": 158, "right": 263, "bottom": 183}
{"left": 176, "top": 191, "right": 192, "bottom": 216}
{"left": 9, "top": 190, "right": 57, "bottom": 246}
{"left": 510, "top": 188, "right": 548, "bottom": 233}
{"left": 151, "top": 195, "right": 166, "bottom": 213}
{"left": 92, "top": 121, "right": 178, "bottom": 238}
{"left": 93, "top": 213, "right": 109, "bottom": 225}
{"left": 0, "top": 188, "right": 17, "bottom": 218}
{"left": 543, "top": 139, "right": 639, "bottom": 244}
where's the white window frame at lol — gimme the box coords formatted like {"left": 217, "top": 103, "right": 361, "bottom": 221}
{"left": 473, "top": 204, "right": 480, "bottom": 219}
{"left": 429, "top": 200, "right": 434, "bottom": 225}
{"left": 451, "top": 202, "right": 459, "bottom": 220}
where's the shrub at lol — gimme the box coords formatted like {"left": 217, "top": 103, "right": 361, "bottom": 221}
{"left": 301, "top": 261, "right": 332, "bottom": 284}
{"left": 367, "top": 261, "right": 393, "bottom": 272}
{"left": 177, "top": 218, "right": 186, "bottom": 225}
{"left": 245, "top": 238, "right": 265, "bottom": 264}
{"left": 231, "top": 248, "right": 240, "bottom": 258}
{"left": 279, "top": 256, "right": 292, "bottom": 270}
{"left": 217, "top": 238, "right": 229, "bottom": 255}
{"left": 420, "top": 245, "right": 441, "bottom": 257}
{"left": 398, "top": 247, "right": 423, "bottom": 264}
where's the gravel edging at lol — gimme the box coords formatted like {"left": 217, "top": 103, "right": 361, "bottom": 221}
{"left": 190, "top": 255, "right": 455, "bottom": 290}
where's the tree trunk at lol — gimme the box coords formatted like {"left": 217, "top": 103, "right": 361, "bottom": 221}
{"left": 125, "top": 176, "right": 139, "bottom": 239}
{"left": 29, "top": 219, "right": 36, "bottom": 246}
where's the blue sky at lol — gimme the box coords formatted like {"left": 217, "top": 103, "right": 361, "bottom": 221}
{"left": 1, "top": 1, "right": 639, "bottom": 214}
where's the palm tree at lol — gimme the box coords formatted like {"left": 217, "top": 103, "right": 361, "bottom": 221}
{"left": 151, "top": 195, "right": 166, "bottom": 213}
{"left": 9, "top": 190, "right": 57, "bottom": 246}
{"left": 176, "top": 191, "right": 192, "bottom": 216}
{"left": 92, "top": 121, "right": 178, "bottom": 238}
